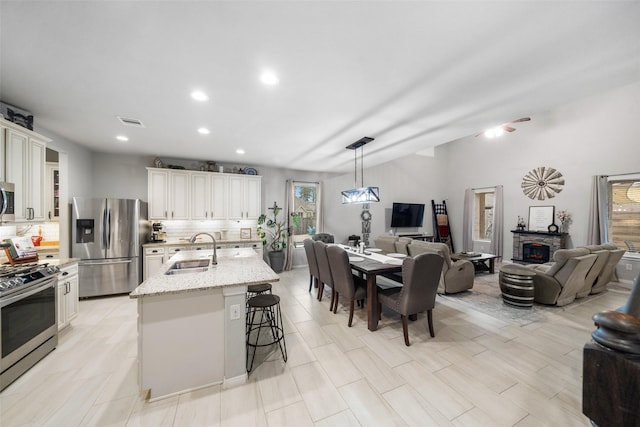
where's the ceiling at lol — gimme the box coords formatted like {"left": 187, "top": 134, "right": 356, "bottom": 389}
{"left": 1, "top": 1, "right": 639, "bottom": 173}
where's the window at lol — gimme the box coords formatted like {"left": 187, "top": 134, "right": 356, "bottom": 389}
{"left": 474, "top": 190, "right": 494, "bottom": 241}
{"left": 608, "top": 180, "right": 640, "bottom": 250}
{"left": 291, "top": 182, "right": 320, "bottom": 247}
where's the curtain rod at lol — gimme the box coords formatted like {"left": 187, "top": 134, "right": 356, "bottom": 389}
{"left": 601, "top": 172, "right": 640, "bottom": 178}
{"left": 471, "top": 185, "right": 499, "bottom": 190}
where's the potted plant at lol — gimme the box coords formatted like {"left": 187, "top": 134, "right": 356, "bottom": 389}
{"left": 257, "top": 203, "right": 287, "bottom": 273}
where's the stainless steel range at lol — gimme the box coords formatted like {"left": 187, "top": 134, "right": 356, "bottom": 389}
{"left": 0, "top": 263, "right": 60, "bottom": 391}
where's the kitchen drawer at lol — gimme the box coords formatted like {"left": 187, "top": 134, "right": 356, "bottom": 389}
{"left": 167, "top": 246, "right": 187, "bottom": 255}
{"left": 145, "top": 247, "right": 166, "bottom": 256}
{"left": 58, "top": 261, "right": 79, "bottom": 277}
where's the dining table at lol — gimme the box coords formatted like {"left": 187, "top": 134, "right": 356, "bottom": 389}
{"left": 340, "top": 245, "right": 404, "bottom": 331}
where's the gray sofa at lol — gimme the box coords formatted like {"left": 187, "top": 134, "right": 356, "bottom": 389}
{"left": 529, "top": 248, "right": 597, "bottom": 306}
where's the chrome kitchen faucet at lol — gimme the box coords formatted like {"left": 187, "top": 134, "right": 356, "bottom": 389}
{"left": 190, "top": 232, "right": 218, "bottom": 265}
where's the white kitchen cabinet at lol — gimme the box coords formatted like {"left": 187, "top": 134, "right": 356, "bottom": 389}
{"left": 45, "top": 162, "right": 60, "bottom": 221}
{"left": 143, "top": 247, "right": 165, "bottom": 280}
{"left": 210, "top": 174, "right": 228, "bottom": 219}
{"left": 228, "top": 175, "right": 261, "bottom": 220}
{"left": 148, "top": 168, "right": 259, "bottom": 221}
{"left": 4, "top": 123, "right": 49, "bottom": 222}
{"left": 191, "top": 172, "right": 228, "bottom": 220}
{"left": 147, "top": 168, "right": 190, "bottom": 220}
{"left": 169, "top": 171, "right": 190, "bottom": 220}
{"left": 190, "top": 171, "right": 210, "bottom": 220}
{"left": 57, "top": 262, "right": 79, "bottom": 330}
{"left": 148, "top": 168, "right": 169, "bottom": 220}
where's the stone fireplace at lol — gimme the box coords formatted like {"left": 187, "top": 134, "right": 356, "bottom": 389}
{"left": 512, "top": 230, "right": 567, "bottom": 264}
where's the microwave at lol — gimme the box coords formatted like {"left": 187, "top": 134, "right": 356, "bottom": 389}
{"left": 0, "top": 182, "right": 15, "bottom": 222}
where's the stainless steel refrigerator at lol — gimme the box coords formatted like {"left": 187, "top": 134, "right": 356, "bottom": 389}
{"left": 71, "top": 198, "right": 148, "bottom": 297}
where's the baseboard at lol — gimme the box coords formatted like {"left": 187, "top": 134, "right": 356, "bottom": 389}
{"left": 223, "top": 372, "right": 248, "bottom": 389}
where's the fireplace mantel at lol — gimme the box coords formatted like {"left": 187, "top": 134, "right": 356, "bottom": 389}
{"left": 512, "top": 230, "right": 568, "bottom": 264}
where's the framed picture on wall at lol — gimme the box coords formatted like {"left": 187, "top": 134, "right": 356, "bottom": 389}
{"left": 240, "top": 228, "right": 251, "bottom": 239}
{"left": 528, "top": 206, "right": 555, "bottom": 232}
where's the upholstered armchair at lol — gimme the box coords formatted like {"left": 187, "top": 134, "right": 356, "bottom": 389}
{"left": 312, "top": 233, "right": 335, "bottom": 244}
{"left": 590, "top": 244, "right": 626, "bottom": 294}
{"left": 373, "top": 236, "right": 398, "bottom": 253}
{"left": 407, "top": 241, "right": 474, "bottom": 294}
{"left": 531, "top": 248, "right": 597, "bottom": 306}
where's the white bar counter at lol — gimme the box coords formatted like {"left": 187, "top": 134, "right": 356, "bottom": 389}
{"left": 130, "top": 248, "right": 279, "bottom": 401}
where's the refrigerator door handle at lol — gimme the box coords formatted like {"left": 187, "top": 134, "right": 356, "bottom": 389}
{"left": 102, "top": 208, "right": 108, "bottom": 249}
{"left": 80, "top": 259, "right": 133, "bottom": 266}
{"left": 106, "top": 209, "right": 112, "bottom": 249}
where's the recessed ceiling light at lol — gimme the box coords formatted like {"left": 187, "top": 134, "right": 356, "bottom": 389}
{"left": 116, "top": 135, "right": 129, "bottom": 141}
{"left": 236, "top": 148, "right": 245, "bottom": 154}
{"left": 260, "top": 71, "right": 279, "bottom": 85}
{"left": 198, "top": 127, "right": 210, "bottom": 135}
{"left": 191, "top": 90, "right": 208, "bottom": 101}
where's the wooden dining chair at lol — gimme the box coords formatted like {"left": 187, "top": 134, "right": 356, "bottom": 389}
{"left": 326, "top": 245, "right": 367, "bottom": 327}
{"left": 313, "top": 240, "right": 336, "bottom": 311}
{"left": 377, "top": 253, "right": 444, "bottom": 346}
{"left": 303, "top": 238, "right": 320, "bottom": 292}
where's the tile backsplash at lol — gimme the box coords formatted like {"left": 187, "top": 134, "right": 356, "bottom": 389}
{"left": 155, "top": 219, "right": 259, "bottom": 243}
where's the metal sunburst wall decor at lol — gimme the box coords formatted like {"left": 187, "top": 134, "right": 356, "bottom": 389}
{"left": 521, "top": 166, "right": 565, "bottom": 200}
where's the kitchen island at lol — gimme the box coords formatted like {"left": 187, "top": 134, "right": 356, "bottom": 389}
{"left": 130, "top": 247, "right": 279, "bottom": 401}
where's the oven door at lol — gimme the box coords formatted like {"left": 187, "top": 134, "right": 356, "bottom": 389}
{"left": 0, "top": 278, "right": 58, "bottom": 373}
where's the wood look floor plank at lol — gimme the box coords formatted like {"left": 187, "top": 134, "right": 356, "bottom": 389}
{"left": 290, "top": 361, "right": 349, "bottom": 421}
{"left": 1, "top": 267, "right": 628, "bottom": 427}
{"left": 339, "top": 379, "right": 406, "bottom": 427}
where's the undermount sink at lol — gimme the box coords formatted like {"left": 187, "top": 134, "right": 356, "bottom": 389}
{"left": 164, "top": 259, "right": 211, "bottom": 275}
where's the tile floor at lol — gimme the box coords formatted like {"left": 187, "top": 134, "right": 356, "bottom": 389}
{"left": 0, "top": 266, "right": 629, "bottom": 426}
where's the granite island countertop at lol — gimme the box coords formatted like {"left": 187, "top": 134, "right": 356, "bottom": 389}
{"left": 130, "top": 248, "right": 279, "bottom": 298}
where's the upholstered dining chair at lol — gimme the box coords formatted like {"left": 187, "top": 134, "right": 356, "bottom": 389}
{"left": 303, "top": 238, "right": 320, "bottom": 292}
{"left": 326, "top": 245, "right": 367, "bottom": 327}
{"left": 312, "top": 233, "right": 335, "bottom": 244}
{"left": 377, "top": 253, "right": 444, "bottom": 346}
{"left": 313, "top": 240, "right": 336, "bottom": 311}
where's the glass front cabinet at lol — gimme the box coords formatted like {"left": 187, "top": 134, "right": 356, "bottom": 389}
{"left": 46, "top": 162, "right": 59, "bottom": 221}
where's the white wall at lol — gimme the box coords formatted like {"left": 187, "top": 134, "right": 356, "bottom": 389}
{"left": 323, "top": 152, "right": 444, "bottom": 244}
{"left": 442, "top": 80, "right": 640, "bottom": 260}
{"left": 35, "top": 79, "right": 640, "bottom": 264}
{"left": 34, "top": 127, "right": 94, "bottom": 201}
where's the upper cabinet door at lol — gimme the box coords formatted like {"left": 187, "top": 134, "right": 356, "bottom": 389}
{"left": 245, "top": 176, "right": 261, "bottom": 220}
{"left": 210, "top": 174, "right": 228, "bottom": 220}
{"left": 5, "top": 129, "right": 47, "bottom": 221}
{"left": 5, "top": 129, "right": 28, "bottom": 221}
{"left": 28, "top": 137, "right": 46, "bottom": 221}
{"left": 169, "top": 171, "right": 190, "bottom": 220}
{"left": 227, "top": 176, "right": 245, "bottom": 220}
{"left": 228, "top": 175, "right": 261, "bottom": 220}
{"left": 148, "top": 169, "right": 169, "bottom": 220}
{"left": 190, "top": 172, "right": 210, "bottom": 220}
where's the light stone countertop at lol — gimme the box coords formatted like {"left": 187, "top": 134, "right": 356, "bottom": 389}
{"left": 130, "top": 248, "right": 279, "bottom": 298}
{"left": 142, "top": 239, "right": 261, "bottom": 247}
{"left": 40, "top": 258, "right": 80, "bottom": 268}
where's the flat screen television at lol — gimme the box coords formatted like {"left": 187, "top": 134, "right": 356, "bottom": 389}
{"left": 390, "top": 202, "right": 425, "bottom": 228}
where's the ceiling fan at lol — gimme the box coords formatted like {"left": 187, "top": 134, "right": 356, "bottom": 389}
{"left": 476, "top": 117, "right": 531, "bottom": 138}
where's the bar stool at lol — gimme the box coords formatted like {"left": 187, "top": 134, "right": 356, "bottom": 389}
{"left": 247, "top": 283, "right": 272, "bottom": 299}
{"left": 246, "top": 293, "right": 287, "bottom": 372}
{"left": 246, "top": 283, "right": 273, "bottom": 329}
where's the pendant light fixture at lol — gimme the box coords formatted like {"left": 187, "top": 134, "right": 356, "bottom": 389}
{"left": 341, "top": 136, "right": 380, "bottom": 204}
